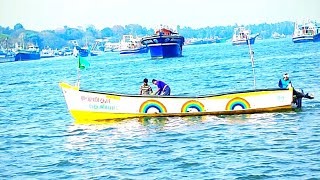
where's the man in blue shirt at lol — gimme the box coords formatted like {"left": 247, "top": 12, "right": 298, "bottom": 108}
{"left": 278, "top": 73, "right": 313, "bottom": 99}
{"left": 278, "top": 73, "right": 292, "bottom": 89}
{"left": 152, "top": 79, "right": 171, "bottom": 95}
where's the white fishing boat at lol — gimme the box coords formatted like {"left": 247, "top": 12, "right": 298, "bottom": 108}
{"left": 0, "top": 39, "right": 15, "bottom": 63}
{"left": 119, "top": 35, "right": 148, "bottom": 55}
{"left": 40, "top": 48, "right": 55, "bottom": 58}
{"left": 292, "top": 20, "right": 320, "bottom": 43}
{"left": 90, "top": 39, "right": 105, "bottom": 56}
{"left": 232, "top": 27, "right": 259, "bottom": 45}
{"left": 104, "top": 42, "right": 120, "bottom": 52}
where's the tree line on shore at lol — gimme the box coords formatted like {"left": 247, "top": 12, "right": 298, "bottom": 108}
{"left": 0, "top": 21, "right": 294, "bottom": 50}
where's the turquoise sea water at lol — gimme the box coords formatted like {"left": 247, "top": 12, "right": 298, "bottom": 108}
{"left": 1, "top": 38, "right": 320, "bottom": 179}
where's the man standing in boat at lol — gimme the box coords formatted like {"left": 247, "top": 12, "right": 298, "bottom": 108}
{"left": 278, "top": 73, "right": 313, "bottom": 99}
{"left": 152, "top": 79, "right": 171, "bottom": 95}
{"left": 140, "top": 78, "right": 153, "bottom": 95}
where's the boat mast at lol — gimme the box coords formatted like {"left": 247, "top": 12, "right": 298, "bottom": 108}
{"left": 75, "top": 55, "right": 81, "bottom": 88}
{"left": 247, "top": 36, "right": 256, "bottom": 89}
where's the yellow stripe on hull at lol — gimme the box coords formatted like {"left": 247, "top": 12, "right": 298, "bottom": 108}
{"left": 70, "top": 105, "right": 293, "bottom": 123}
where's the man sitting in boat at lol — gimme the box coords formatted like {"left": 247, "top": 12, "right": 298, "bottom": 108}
{"left": 278, "top": 73, "right": 314, "bottom": 99}
{"left": 152, "top": 79, "right": 171, "bottom": 95}
{"left": 140, "top": 78, "right": 153, "bottom": 95}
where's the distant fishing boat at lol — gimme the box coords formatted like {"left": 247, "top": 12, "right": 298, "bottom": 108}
{"left": 292, "top": 20, "right": 320, "bottom": 43}
{"left": 40, "top": 48, "right": 55, "bottom": 58}
{"left": 69, "top": 40, "right": 89, "bottom": 57}
{"left": 0, "top": 50, "right": 15, "bottom": 63}
{"left": 214, "top": 37, "right": 227, "bottom": 43}
{"left": 232, "top": 27, "right": 259, "bottom": 45}
{"left": 78, "top": 46, "right": 89, "bottom": 57}
{"left": 0, "top": 38, "right": 15, "bottom": 63}
{"left": 15, "top": 45, "right": 40, "bottom": 61}
{"left": 119, "top": 35, "right": 149, "bottom": 55}
{"left": 187, "top": 38, "right": 214, "bottom": 45}
{"left": 272, "top": 32, "right": 286, "bottom": 39}
{"left": 141, "top": 25, "right": 185, "bottom": 59}
{"left": 104, "top": 42, "right": 120, "bottom": 52}
{"left": 90, "top": 39, "right": 105, "bottom": 56}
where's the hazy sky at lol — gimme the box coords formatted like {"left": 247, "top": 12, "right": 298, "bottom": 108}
{"left": 1, "top": 0, "right": 319, "bottom": 31}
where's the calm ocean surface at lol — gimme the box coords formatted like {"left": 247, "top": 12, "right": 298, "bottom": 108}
{"left": 1, "top": 38, "right": 320, "bottom": 179}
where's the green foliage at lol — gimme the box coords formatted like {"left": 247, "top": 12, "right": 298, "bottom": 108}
{"left": 101, "top": 27, "right": 114, "bottom": 37}
{"left": 39, "top": 31, "right": 67, "bottom": 49}
{"left": 0, "top": 33, "right": 9, "bottom": 39}
{"left": 13, "top": 23, "right": 24, "bottom": 30}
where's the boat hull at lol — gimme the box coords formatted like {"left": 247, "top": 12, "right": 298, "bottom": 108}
{"left": 313, "top": 33, "right": 320, "bottom": 42}
{"left": 148, "top": 43, "right": 181, "bottom": 58}
{"left": 0, "top": 56, "right": 15, "bottom": 63}
{"left": 292, "top": 36, "right": 314, "bottom": 43}
{"left": 15, "top": 52, "right": 40, "bottom": 61}
{"left": 141, "top": 35, "right": 184, "bottom": 58}
{"left": 59, "top": 82, "right": 295, "bottom": 122}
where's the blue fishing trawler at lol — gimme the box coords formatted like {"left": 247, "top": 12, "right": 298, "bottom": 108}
{"left": 141, "top": 25, "right": 185, "bottom": 58}
{"left": 15, "top": 45, "right": 40, "bottom": 61}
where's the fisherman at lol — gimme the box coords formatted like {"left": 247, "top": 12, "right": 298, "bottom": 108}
{"left": 278, "top": 73, "right": 314, "bottom": 99}
{"left": 152, "top": 79, "right": 171, "bottom": 95}
{"left": 140, "top": 78, "right": 153, "bottom": 95}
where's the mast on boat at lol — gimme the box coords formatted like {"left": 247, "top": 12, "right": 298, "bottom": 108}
{"left": 247, "top": 36, "right": 256, "bottom": 89}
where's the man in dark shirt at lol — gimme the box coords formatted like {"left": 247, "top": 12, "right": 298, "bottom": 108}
{"left": 152, "top": 79, "right": 171, "bottom": 95}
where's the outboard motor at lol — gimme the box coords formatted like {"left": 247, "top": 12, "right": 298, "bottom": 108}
{"left": 295, "top": 97, "right": 302, "bottom": 108}
{"left": 294, "top": 88, "right": 304, "bottom": 108}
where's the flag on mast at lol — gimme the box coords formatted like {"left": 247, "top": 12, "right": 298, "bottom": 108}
{"left": 78, "top": 56, "right": 90, "bottom": 70}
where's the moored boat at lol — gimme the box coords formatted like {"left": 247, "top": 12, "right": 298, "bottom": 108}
{"left": 0, "top": 37, "right": 15, "bottom": 63}
{"left": 120, "top": 35, "right": 149, "bottom": 55}
{"left": 15, "top": 45, "right": 40, "bottom": 61}
{"left": 0, "top": 51, "right": 15, "bottom": 63}
{"left": 104, "top": 42, "right": 120, "bottom": 52}
{"left": 0, "top": 42, "right": 15, "bottom": 63}
{"left": 90, "top": 39, "right": 105, "bottom": 56}
{"left": 40, "top": 48, "right": 55, "bottom": 58}
{"left": 141, "top": 25, "right": 185, "bottom": 59}
{"left": 292, "top": 20, "right": 317, "bottom": 43}
{"left": 232, "top": 27, "right": 259, "bottom": 45}
{"left": 186, "top": 38, "right": 214, "bottom": 45}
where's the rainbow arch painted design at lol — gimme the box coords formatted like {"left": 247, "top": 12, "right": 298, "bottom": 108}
{"left": 225, "top": 97, "right": 251, "bottom": 110}
{"left": 181, "top": 100, "right": 205, "bottom": 113}
{"left": 139, "top": 100, "right": 167, "bottom": 113}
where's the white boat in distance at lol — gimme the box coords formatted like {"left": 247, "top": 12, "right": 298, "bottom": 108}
{"left": 232, "top": 27, "right": 259, "bottom": 45}
{"left": 119, "top": 35, "right": 148, "bottom": 55}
